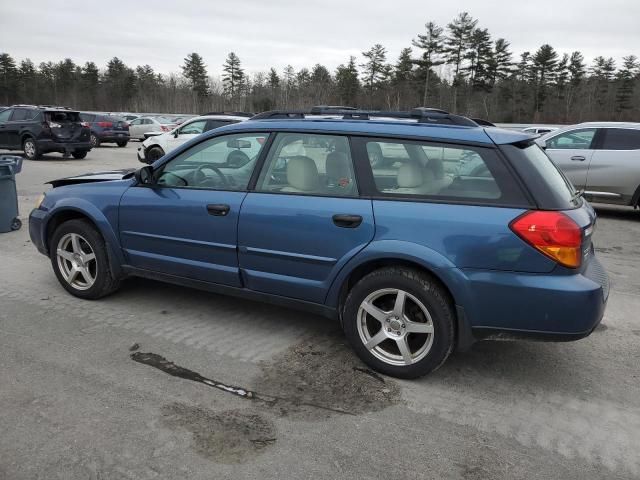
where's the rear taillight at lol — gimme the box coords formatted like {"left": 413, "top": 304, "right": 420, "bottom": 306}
{"left": 160, "top": 125, "right": 171, "bottom": 132}
{"left": 510, "top": 211, "right": 583, "bottom": 268}
{"left": 81, "top": 122, "right": 90, "bottom": 127}
{"left": 98, "top": 121, "right": 113, "bottom": 128}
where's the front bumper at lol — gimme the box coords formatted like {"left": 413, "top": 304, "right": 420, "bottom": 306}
{"left": 29, "top": 208, "right": 48, "bottom": 256}
{"left": 462, "top": 256, "right": 609, "bottom": 340}
{"left": 137, "top": 145, "right": 148, "bottom": 163}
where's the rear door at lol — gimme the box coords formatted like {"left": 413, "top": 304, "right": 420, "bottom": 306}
{"left": 586, "top": 127, "right": 640, "bottom": 204}
{"left": 119, "top": 132, "right": 268, "bottom": 285}
{"left": 238, "top": 132, "right": 374, "bottom": 303}
{"left": 45, "top": 111, "right": 85, "bottom": 142}
{"left": 543, "top": 127, "right": 598, "bottom": 189}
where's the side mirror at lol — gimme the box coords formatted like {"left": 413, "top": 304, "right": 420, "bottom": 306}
{"left": 135, "top": 166, "right": 154, "bottom": 185}
{"left": 173, "top": 131, "right": 179, "bottom": 138}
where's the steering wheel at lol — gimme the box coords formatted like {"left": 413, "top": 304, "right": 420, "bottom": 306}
{"left": 194, "top": 164, "right": 228, "bottom": 187}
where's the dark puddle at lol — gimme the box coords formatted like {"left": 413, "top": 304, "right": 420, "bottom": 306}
{"left": 253, "top": 338, "right": 401, "bottom": 420}
{"left": 160, "top": 403, "right": 276, "bottom": 464}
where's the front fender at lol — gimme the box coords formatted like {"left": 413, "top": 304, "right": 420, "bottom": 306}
{"left": 325, "top": 239, "right": 472, "bottom": 311}
{"left": 43, "top": 198, "right": 125, "bottom": 277}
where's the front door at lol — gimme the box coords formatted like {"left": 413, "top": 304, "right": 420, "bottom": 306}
{"left": 0, "top": 108, "right": 13, "bottom": 147}
{"left": 166, "top": 119, "right": 207, "bottom": 152}
{"left": 119, "top": 132, "right": 268, "bottom": 286}
{"left": 238, "top": 132, "right": 375, "bottom": 303}
{"left": 544, "top": 127, "right": 598, "bottom": 190}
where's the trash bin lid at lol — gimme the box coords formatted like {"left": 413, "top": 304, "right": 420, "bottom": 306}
{"left": 0, "top": 155, "right": 23, "bottom": 174}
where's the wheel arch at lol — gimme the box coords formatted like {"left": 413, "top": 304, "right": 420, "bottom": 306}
{"left": 327, "top": 241, "right": 475, "bottom": 350}
{"left": 43, "top": 202, "right": 125, "bottom": 278}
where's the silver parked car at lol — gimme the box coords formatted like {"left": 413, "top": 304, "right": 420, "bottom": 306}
{"left": 128, "top": 116, "right": 177, "bottom": 140}
{"left": 537, "top": 122, "right": 640, "bottom": 207}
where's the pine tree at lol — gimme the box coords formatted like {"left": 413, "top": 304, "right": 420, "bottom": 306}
{"left": 487, "top": 39, "right": 512, "bottom": 86}
{"left": 412, "top": 22, "right": 444, "bottom": 105}
{"left": 532, "top": 44, "right": 559, "bottom": 115}
{"left": 0, "top": 53, "right": 18, "bottom": 105}
{"left": 361, "top": 44, "right": 389, "bottom": 103}
{"left": 444, "top": 12, "right": 477, "bottom": 111}
{"left": 466, "top": 27, "right": 493, "bottom": 91}
{"left": 182, "top": 52, "right": 209, "bottom": 98}
{"left": 81, "top": 62, "right": 100, "bottom": 109}
{"left": 222, "top": 52, "right": 245, "bottom": 101}
{"left": 18, "top": 59, "right": 36, "bottom": 103}
{"left": 335, "top": 56, "right": 360, "bottom": 106}
{"left": 615, "top": 55, "right": 640, "bottom": 116}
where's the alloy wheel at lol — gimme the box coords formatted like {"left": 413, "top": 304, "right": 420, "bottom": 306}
{"left": 357, "top": 288, "right": 435, "bottom": 366}
{"left": 56, "top": 233, "right": 97, "bottom": 290}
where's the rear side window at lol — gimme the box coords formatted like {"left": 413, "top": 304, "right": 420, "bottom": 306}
{"left": 10, "top": 108, "right": 37, "bottom": 121}
{"left": 546, "top": 129, "right": 596, "bottom": 150}
{"left": 205, "top": 120, "right": 236, "bottom": 131}
{"left": 601, "top": 128, "right": 640, "bottom": 150}
{"left": 501, "top": 142, "right": 578, "bottom": 210}
{"left": 360, "top": 138, "right": 525, "bottom": 205}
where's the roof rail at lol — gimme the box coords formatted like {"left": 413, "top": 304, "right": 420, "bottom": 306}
{"left": 251, "top": 107, "right": 478, "bottom": 127}
{"left": 200, "top": 111, "right": 254, "bottom": 117}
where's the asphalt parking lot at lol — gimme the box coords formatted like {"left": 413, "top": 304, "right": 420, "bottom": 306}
{"left": 1, "top": 144, "right": 639, "bottom": 480}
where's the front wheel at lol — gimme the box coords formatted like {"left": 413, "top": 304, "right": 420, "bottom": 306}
{"left": 146, "top": 146, "right": 165, "bottom": 163}
{"left": 342, "top": 268, "right": 455, "bottom": 379}
{"left": 50, "top": 219, "right": 120, "bottom": 299}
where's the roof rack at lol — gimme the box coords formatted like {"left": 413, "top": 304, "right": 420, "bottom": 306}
{"left": 250, "top": 107, "right": 478, "bottom": 127}
{"left": 200, "top": 111, "right": 254, "bottom": 117}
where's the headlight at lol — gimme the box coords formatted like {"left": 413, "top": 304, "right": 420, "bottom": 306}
{"left": 35, "top": 193, "right": 46, "bottom": 209}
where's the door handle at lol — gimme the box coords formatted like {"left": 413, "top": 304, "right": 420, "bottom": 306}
{"left": 332, "top": 214, "right": 363, "bottom": 228}
{"left": 571, "top": 156, "right": 586, "bottom": 161}
{"left": 207, "top": 204, "right": 230, "bottom": 216}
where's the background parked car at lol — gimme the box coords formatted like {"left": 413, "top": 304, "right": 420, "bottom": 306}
{"left": 537, "top": 122, "right": 640, "bottom": 207}
{"left": 128, "top": 116, "right": 177, "bottom": 140}
{"left": 523, "top": 126, "right": 558, "bottom": 136}
{"left": 79, "top": 113, "right": 130, "bottom": 148}
{"left": 137, "top": 113, "right": 249, "bottom": 163}
{"left": 0, "top": 105, "right": 92, "bottom": 159}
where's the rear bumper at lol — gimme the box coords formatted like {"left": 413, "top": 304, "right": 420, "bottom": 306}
{"left": 36, "top": 139, "right": 92, "bottom": 152}
{"left": 461, "top": 256, "right": 608, "bottom": 341}
{"left": 99, "top": 132, "right": 130, "bottom": 142}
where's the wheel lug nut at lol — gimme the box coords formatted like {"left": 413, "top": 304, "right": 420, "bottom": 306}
{"left": 401, "top": 324, "right": 406, "bottom": 328}
{"left": 387, "top": 328, "right": 392, "bottom": 332}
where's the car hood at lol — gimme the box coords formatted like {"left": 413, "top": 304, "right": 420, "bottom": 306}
{"left": 48, "top": 168, "right": 136, "bottom": 188}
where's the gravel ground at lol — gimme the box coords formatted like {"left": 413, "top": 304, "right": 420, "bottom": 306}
{"left": 0, "top": 143, "right": 638, "bottom": 480}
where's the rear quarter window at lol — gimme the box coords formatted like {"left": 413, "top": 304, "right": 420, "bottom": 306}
{"left": 500, "top": 142, "right": 579, "bottom": 210}
{"left": 601, "top": 128, "right": 640, "bottom": 150}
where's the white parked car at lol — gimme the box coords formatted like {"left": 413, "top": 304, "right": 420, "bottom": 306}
{"left": 137, "top": 113, "right": 251, "bottom": 163}
{"left": 128, "top": 116, "right": 177, "bottom": 140}
{"left": 522, "top": 126, "right": 559, "bottom": 136}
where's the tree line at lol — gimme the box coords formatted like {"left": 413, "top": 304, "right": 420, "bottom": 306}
{"left": 1, "top": 11, "right": 639, "bottom": 123}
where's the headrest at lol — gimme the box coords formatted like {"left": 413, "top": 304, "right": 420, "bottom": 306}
{"left": 286, "top": 156, "right": 319, "bottom": 191}
{"left": 397, "top": 162, "right": 425, "bottom": 188}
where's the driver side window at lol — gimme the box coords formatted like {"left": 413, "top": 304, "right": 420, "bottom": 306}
{"left": 155, "top": 133, "right": 267, "bottom": 191}
{"left": 546, "top": 129, "right": 597, "bottom": 150}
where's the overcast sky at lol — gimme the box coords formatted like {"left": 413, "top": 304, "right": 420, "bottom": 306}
{"left": 1, "top": 0, "right": 638, "bottom": 76}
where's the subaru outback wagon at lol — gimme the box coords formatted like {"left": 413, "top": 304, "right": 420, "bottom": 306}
{"left": 29, "top": 108, "right": 609, "bottom": 378}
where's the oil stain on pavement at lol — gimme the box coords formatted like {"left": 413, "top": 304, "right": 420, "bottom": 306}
{"left": 160, "top": 403, "right": 276, "bottom": 464}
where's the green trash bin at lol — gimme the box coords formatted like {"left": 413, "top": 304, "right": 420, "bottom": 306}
{"left": 0, "top": 155, "right": 23, "bottom": 233}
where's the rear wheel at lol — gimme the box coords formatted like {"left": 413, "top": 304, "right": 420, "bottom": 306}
{"left": 146, "top": 146, "right": 165, "bottom": 163}
{"left": 23, "top": 137, "right": 41, "bottom": 160}
{"left": 72, "top": 150, "right": 88, "bottom": 159}
{"left": 50, "top": 219, "right": 120, "bottom": 299}
{"left": 116, "top": 140, "right": 128, "bottom": 148}
{"left": 342, "top": 267, "right": 455, "bottom": 379}
{"left": 90, "top": 134, "right": 100, "bottom": 148}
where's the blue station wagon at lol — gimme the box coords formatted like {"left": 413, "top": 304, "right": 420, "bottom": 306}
{"left": 29, "top": 108, "right": 609, "bottom": 378}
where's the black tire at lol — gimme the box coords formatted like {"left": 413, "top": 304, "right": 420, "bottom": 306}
{"left": 116, "top": 141, "right": 128, "bottom": 148}
{"left": 90, "top": 134, "right": 101, "bottom": 148}
{"left": 10, "top": 217, "right": 21, "bottom": 231}
{"left": 342, "top": 267, "right": 455, "bottom": 379}
{"left": 23, "top": 137, "right": 41, "bottom": 160}
{"left": 72, "top": 150, "right": 88, "bottom": 159}
{"left": 49, "top": 219, "right": 120, "bottom": 300}
{"left": 146, "top": 146, "right": 165, "bottom": 163}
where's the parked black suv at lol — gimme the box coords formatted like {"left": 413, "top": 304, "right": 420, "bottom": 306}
{"left": 0, "top": 105, "right": 92, "bottom": 159}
